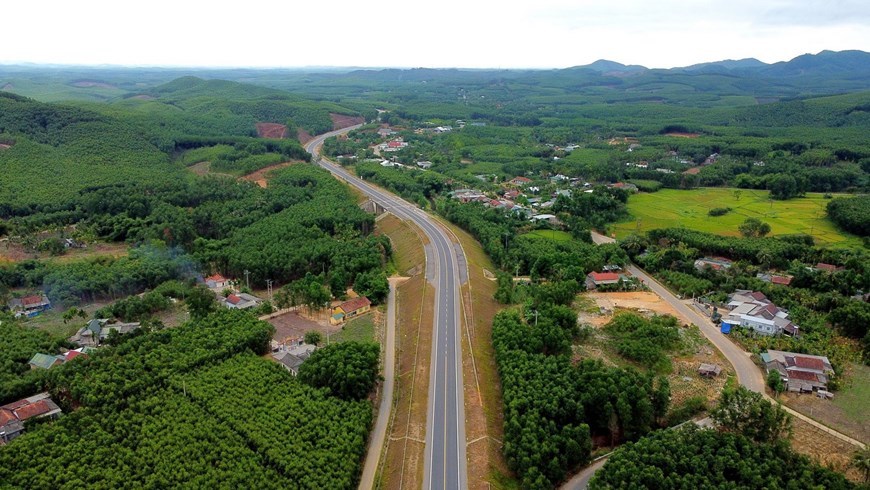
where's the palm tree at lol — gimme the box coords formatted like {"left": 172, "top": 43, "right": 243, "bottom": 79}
{"left": 851, "top": 446, "right": 870, "bottom": 483}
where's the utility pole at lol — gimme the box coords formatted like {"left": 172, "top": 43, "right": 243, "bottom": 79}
{"left": 533, "top": 309, "right": 539, "bottom": 326}
{"left": 244, "top": 270, "right": 250, "bottom": 291}
{"left": 266, "top": 279, "right": 273, "bottom": 301}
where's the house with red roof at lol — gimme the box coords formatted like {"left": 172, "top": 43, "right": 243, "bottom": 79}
{"left": 0, "top": 392, "right": 62, "bottom": 444}
{"left": 223, "top": 293, "right": 262, "bottom": 310}
{"left": 7, "top": 294, "right": 51, "bottom": 317}
{"left": 814, "top": 263, "right": 843, "bottom": 273}
{"left": 585, "top": 272, "right": 621, "bottom": 290}
{"left": 205, "top": 274, "right": 229, "bottom": 290}
{"left": 330, "top": 297, "right": 372, "bottom": 325}
{"left": 508, "top": 176, "right": 532, "bottom": 186}
{"left": 762, "top": 350, "right": 833, "bottom": 393}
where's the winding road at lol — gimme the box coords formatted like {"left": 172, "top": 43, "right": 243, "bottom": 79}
{"left": 305, "top": 127, "right": 468, "bottom": 490}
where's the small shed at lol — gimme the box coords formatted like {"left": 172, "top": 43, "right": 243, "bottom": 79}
{"left": 720, "top": 321, "right": 733, "bottom": 334}
{"left": 698, "top": 363, "right": 722, "bottom": 377}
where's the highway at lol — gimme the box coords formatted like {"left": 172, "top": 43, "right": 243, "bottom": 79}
{"left": 305, "top": 126, "right": 468, "bottom": 489}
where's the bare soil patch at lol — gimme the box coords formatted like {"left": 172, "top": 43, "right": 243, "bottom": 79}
{"left": 665, "top": 132, "right": 700, "bottom": 138}
{"left": 71, "top": 80, "right": 117, "bottom": 89}
{"left": 0, "top": 144, "right": 11, "bottom": 150}
{"left": 331, "top": 113, "right": 365, "bottom": 130}
{"left": 255, "top": 122, "right": 289, "bottom": 139}
{"left": 240, "top": 161, "right": 299, "bottom": 188}
{"left": 789, "top": 415, "right": 864, "bottom": 483}
{"left": 267, "top": 310, "right": 341, "bottom": 344}
{"left": 296, "top": 128, "right": 314, "bottom": 144}
{"left": 682, "top": 166, "right": 701, "bottom": 175}
{"left": 783, "top": 391, "right": 869, "bottom": 444}
{"left": 582, "top": 291, "right": 685, "bottom": 325}
{"left": 0, "top": 239, "right": 128, "bottom": 264}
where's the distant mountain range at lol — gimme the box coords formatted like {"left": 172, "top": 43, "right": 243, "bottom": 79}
{"left": 569, "top": 50, "right": 870, "bottom": 78}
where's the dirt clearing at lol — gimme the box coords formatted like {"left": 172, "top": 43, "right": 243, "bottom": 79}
{"left": 255, "top": 122, "right": 289, "bottom": 139}
{"left": 331, "top": 113, "right": 365, "bottom": 130}
{"left": 240, "top": 161, "right": 300, "bottom": 188}
{"left": 665, "top": 132, "right": 700, "bottom": 138}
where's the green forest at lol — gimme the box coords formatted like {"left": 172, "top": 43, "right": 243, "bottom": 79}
{"left": 0, "top": 310, "right": 379, "bottom": 488}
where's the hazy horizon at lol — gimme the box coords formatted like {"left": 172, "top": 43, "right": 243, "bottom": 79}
{"left": 2, "top": 0, "right": 868, "bottom": 70}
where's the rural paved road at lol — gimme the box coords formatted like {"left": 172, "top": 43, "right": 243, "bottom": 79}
{"left": 357, "top": 278, "right": 399, "bottom": 490}
{"left": 306, "top": 127, "right": 468, "bottom": 489}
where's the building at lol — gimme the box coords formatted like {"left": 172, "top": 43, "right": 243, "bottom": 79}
{"left": 205, "top": 274, "right": 229, "bottom": 290}
{"left": 330, "top": 297, "right": 372, "bottom": 325}
{"left": 814, "top": 263, "right": 843, "bottom": 273}
{"left": 28, "top": 353, "right": 64, "bottom": 370}
{"left": 698, "top": 363, "right": 722, "bottom": 377}
{"left": 7, "top": 294, "right": 51, "bottom": 317}
{"left": 722, "top": 290, "right": 799, "bottom": 337}
{"left": 508, "top": 176, "right": 532, "bottom": 186}
{"left": 0, "top": 393, "right": 63, "bottom": 444}
{"left": 694, "top": 257, "right": 733, "bottom": 272}
{"left": 69, "top": 319, "right": 141, "bottom": 347}
{"left": 762, "top": 350, "right": 833, "bottom": 393}
{"left": 223, "top": 293, "right": 262, "bottom": 310}
{"left": 585, "top": 272, "right": 621, "bottom": 290}
{"left": 756, "top": 273, "right": 793, "bottom": 286}
{"left": 272, "top": 343, "right": 317, "bottom": 376}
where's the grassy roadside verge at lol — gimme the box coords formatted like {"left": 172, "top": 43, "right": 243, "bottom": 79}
{"left": 375, "top": 214, "right": 433, "bottom": 489}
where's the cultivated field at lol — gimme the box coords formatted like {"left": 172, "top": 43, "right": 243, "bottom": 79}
{"left": 611, "top": 188, "right": 862, "bottom": 247}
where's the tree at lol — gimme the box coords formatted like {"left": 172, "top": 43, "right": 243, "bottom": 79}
{"left": 851, "top": 446, "right": 870, "bottom": 483}
{"left": 298, "top": 341, "right": 380, "bottom": 400}
{"left": 767, "top": 174, "right": 798, "bottom": 200}
{"left": 304, "top": 330, "right": 323, "bottom": 346}
{"left": 767, "top": 370, "right": 785, "bottom": 395}
{"left": 711, "top": 386, "right": 792, "bottom": 443}
{"left": 353, "top": 270, "right": 389, "bottom": 305}
{"left": 738, "top": 217, "right": 771, "bottom": 238}
{"left": 186, "top": 286, "right": 217, "bottom": 319}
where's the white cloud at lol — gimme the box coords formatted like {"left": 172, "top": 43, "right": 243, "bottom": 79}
{"left": 1, "top": 0, "right": 867, "bottom": 68}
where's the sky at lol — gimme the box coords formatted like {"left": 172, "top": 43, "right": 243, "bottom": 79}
{"left": 2, "top": 0, "right": 868, "bottom": 69}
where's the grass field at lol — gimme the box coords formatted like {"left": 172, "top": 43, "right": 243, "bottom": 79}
{"left": 331, "top": 313, "right": 375, "bottom": 343}
{"left": 611, "top": 188, "right": 863, "bottom": 248}
{"left": 523, "top": 229, "right": 573, "bottom": 241}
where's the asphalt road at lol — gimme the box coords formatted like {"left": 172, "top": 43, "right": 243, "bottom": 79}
{"left": 357, "top": 278, "right": 399, "bottom": 490}
{"left": 305, "top": 127, "right": 468, "bottom": 489}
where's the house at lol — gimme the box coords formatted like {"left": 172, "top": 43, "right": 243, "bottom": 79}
{"left": 0, "top": 392, "right": 63, "bottom": 444}
{"left": 63, "top": 238, "right": 84, "bottom": 249}
{"left": 330, "top": 297, "right": 371, "bottom": 325}
{"left": 8, "top": 294, "right": 51, "bottom": 317}
{"left": 28, "top": 353, "right": 64, "bottom": 370}
{"left": 450, "top": 189, "right": 487, "bottom": 203}
{"left": 609, "top": 182, "right": 638, "bottom": 192}
{"left": 416, "top": 161, "right": 433, "bottom": 169}
{"left": 205, "top": 274, "right": 229, "bottom": 290}
{"left": 761, "top": 350, "right": 833, "bottom": 392}
{"left": 698, "top": 363, "right": 722, "bottom": 377}
{"left": 509, "top": 176, "right": 532, "bottom": 186}
{"left": 722, "top": 290, "right": 799, "bottom": 337}
{"left": 224, "top": 293, "right": 262, "bottom": 310}
{"left": 756, "top": 273, "right": 793, "bottom": 287}
{"left": 272, "top": 343, "right": 317, "bottom": 376}
{"left": 69, "top": 319, "right": 142, "bottom": 347}
{"left": 529, "top": 214, "right": 559, "bottom": 225}
{"left": 585, "top": 272, "right": 620, "bottom": 290}
{"left": 694, "top": 257, "right": 733, "bottom": 272}
{"left": 377, "top": 127, "right": 395, "bottom": 138}
{"left": 814, "top": 263, "right": 843, "bottom": 273}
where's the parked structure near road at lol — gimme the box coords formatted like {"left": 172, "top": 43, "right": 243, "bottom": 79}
{"left": 585, "top": 272, "right": 620, "bottom": 290}
{"left": 762, "top": 350, "right": 833, "bottom": 393}
{"left": 0, "top": 393, "right": 62, "bottom": 444}
{"left": 694, "top": 257, "right": 732, "bottom": 272}
{"left": 721, "top": 290, "right": 799, "bottom": 337}
{"left": 698, "top": 363, "right": 722, "bottom": 377}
